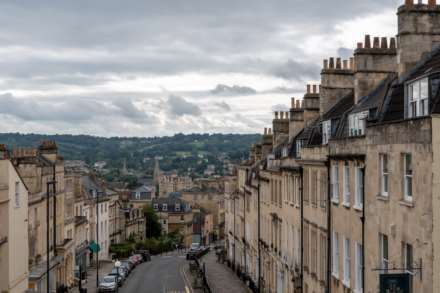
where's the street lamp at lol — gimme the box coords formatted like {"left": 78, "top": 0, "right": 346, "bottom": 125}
{"left": 114, "top": 260, "right": 121, "bottom": 293}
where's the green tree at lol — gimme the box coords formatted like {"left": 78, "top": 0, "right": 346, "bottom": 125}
{"left": 143, "top": 205, "right": 162, "bottom": 238}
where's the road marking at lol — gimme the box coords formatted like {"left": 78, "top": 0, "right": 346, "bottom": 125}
{"left": 185, "top": 286, "right": 190, "bottom": 293}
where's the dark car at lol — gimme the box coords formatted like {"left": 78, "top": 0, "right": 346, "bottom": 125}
{"left": 109, "top": 267, "right": 125, "bottom": 286}
{"left": 120, "top": 260, "right": 134, "bottom": 273}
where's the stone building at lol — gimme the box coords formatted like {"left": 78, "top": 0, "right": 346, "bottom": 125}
{"left": 0, "top": 150, "right": 29, "bottom": 293}
{"left": 225, "top": 1, "right": 440, "bottom": 293}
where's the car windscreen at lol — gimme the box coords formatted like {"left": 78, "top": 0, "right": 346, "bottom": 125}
{"left": 103, "top": 276, "right": 115, "bottom": 283}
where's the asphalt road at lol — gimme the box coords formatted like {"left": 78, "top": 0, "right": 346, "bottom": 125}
{"left": 119, "top": 251, "right": 191, "bottom": 293}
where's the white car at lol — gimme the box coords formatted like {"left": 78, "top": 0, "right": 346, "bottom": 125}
{"left": 98, "top": 275, "right": 118, "bottom": 292}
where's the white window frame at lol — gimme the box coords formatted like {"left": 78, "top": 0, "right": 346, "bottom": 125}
{"left": 343, "top": 162, "right": 350, "bottom": 207}
{"left": 175, "top": 203, "right": 181, "bottom": 211}
{"left": 332, "top": 231, "right": 339, "bottom": 278}
{"left": 296, "top": 140, "right": 303, "bottom": 158}
{"left": 331, "top": 164, "right": 339, "bottom": 203}
{"left": 379, "top": 233, "right": 389, "bottom": 271}
{"left": 343, "top": 237, "right": 351, "bottom": 287}
{"left": 355, "top": 242, "right": 363, "bottom": 293}
{"left": 380, "top": 154, "right": 389, "bottom": 197}
{"left": 407, "top": 77, "right": 429, "bottom": 118}
{"left": 402, "top": 242, "right": 413, "bottom": 275}
{"left": 403, "top": 154, "right": 413, "bottom": 202}
{"left": 14, "top": 181, "right": 20, "bottom": 208}
{"left": 153, "top": 203, "right": 158, "bottom": 210}
{"left": 322, "top": 120, "right": 331, "bottom": 145}
{"left": 355, "top": 167, "right": 364, "bottom": 210}
{"left": 348, "top": 111, "right": 368, "bottom": 137}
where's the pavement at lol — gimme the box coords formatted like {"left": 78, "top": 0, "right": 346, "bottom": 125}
{"left": 70, "top": 261, "right": 115, "bottom": 293}
{"left": 199, "top": 251, "right": 251, "bottom": 293}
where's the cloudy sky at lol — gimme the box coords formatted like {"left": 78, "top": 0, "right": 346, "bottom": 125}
{"left": 0, "top": 0, "right": 402, "bottom": 137}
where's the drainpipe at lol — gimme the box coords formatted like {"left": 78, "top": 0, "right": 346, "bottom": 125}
{"left": 299, "top": 166, "right": 304, "bottom": 293}
{"left": 257, "top": 181, "right": 261, "bottom": 293}
{"left": 233, "top": 193, "right": 236, "bottom": 271}
{"left": 244, "top": 187, "right": 247, "bottom": 277}
{"left": 326, "top": 160, "right": 331, "bottom": 293}
{"left": 361, "top": 167, "right": 365, "bottom": 292}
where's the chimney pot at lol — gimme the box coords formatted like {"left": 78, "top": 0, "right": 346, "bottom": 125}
{"left": 268, "top": 128, "right": 272, "bottom": 135}
{"left": 390, "top": 38, "right": 396, "bottom": 50}
{"left": 373, "top": 37, "right": 380, "bottom": 49}
{"left": 329, "top": 57, "right": 335, "bottom": 69}
{"left": 357, "top": 42, "right": 363, "bottom": 49}
{"left": 264, "top": 128, "right": 268, "bottom": 135}
{"left": 349, "top": 57, "right": 354, "bottom": 70}
{"left": 280, "top": 112, "right": 284, "bottom": 119}
{"left": 405, "top": 0, "right": 413, "bottom": 6}
{"left": 285, "top": 112, "right": 289, "bottom": 119}
{"left": 312, "top": 84, "right": 317, "bottom": 94}
{"left": 381, "top": 37, "right": 388, "bottom": 49}
{"left": 296, "top": 100, "right": 300, "bottom": 108}
{"left": 364, "top": 35, "right": 371, "bottom": 48}
{"left": 336, "top": 58, "right": 342, "bottom": 69}
{"left": 323, "top": 59, "right": 329, "bottom": 69}
{"left": 291, "top": 97, "right": 296, "bottom": 108}
{"left": 275, "top": 111, "right": 279, "bottom": 119}
{"left": 307, "top": 84, "right": 311, "bottom": 94}
{"left": 428, "top": 0, "right": 436, "bottom": 7}
{"left": 343, "top": 60, "right": 348, "bottom": 70}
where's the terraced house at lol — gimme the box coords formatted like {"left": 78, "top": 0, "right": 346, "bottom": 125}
{"left": 225, "top": 1, "right": 440, "bottom": 292}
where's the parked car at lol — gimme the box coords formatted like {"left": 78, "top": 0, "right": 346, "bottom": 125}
{"left": 120, "top": 260, "right": 134, "bottom": 273}
{"left": 134, "top": 250, "right": 151, "bottom": 262}
{"left": 110, "top": 267, "right": 126, "bottom": 285}
{"left": 98, "top": 275, "right": 118, "bottom": 292}
{"left": 129, "top": 255, "right": 141, "bottom": 266}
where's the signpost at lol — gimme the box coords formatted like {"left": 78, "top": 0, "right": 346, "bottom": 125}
{"left": 379, "top": 273, "right": 411, "bottom": 293}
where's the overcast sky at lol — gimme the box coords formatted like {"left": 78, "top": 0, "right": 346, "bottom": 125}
{"left": 0, "top": 0, "right": 402, "bottom": 137}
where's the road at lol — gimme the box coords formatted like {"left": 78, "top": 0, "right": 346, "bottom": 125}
{"left": 119, "top": 251, "right": 191, "bottom": 293}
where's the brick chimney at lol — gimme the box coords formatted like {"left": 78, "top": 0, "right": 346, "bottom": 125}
{"left": 272, "top": 111, "right": 289, "bottom": 147}
{"left": 353, "top": 35, "right": 397, "bottom": 103}
{"left": 262, "top": 128, "right": 273, "bottom": 158}
{"left": 320, "top": 57, "right": 354, "bottom": 115}
{"left": 38, "top": 140, "right": 58, "bottom": 163}
{"left": 398, "top": 0, "right": 440, "bottom": 75}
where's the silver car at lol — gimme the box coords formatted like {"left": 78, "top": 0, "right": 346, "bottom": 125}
{"left": 98, "top": 275, "right": 118, "bottom": 292}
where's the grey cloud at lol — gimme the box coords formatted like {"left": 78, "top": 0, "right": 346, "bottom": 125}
{"left": 214, "top": 101, "right": 232, "bottom": 111}
{"left": 0, "top": 94, "right": 153, "bottom": 124}
{"left": 271, "top": 59, "right": 321, "bottom": 81}
{"left": 271, "top": 104, "right": 290, "bottom": 112}
{"left": 166, "top": 95, "right": 201, "bottom": 117}
{"left": 210, "top": 84, "right": 257, "bottom": 96}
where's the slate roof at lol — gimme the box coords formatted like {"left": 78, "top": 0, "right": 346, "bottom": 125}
{"left": 152, "top": 196, "right": 191, "bottom": 213}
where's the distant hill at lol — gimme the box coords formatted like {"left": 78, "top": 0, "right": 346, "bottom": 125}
{"left": 0, "top": 133, "right": 260, "bottom": 177}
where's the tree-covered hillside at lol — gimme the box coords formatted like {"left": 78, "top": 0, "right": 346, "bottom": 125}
{"left": 0, "top": 133, "right": 260, "bottom": 177}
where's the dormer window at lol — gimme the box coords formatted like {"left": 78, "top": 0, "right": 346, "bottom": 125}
{"left": 175, "top": 203, "right": 181, "bottom": 211}
{"left": 162, "top": 203, "right": 168, "bottom": 211}
{"left": 407, "top": 77, "right": 429, "bottom": 118}
{"left": 348, "top": 111, "right": 368, "bottom": 137}
{"left": 295, "top": 140, "right": 303, "bottom": 158}
{"left": 322, "top": 120, "right": 331, "bottom": 144}
{"left": 282, "top": 147, "right": 288, "bottom": 158}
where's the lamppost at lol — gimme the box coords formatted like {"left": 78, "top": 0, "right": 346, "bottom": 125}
{"left": 114, "top": 260, "right": 121, "bottom": 293}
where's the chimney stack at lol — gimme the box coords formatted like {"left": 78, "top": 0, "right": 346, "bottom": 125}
{"left": 364, "top": 35, "right": 371, "bottom": 48}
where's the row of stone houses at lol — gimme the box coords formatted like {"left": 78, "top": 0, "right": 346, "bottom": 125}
{"left": 0, "top": 142, "right": 152, "bottom": 293}
{"left": 226, "top": 1, "right": 440, "bottom": 293}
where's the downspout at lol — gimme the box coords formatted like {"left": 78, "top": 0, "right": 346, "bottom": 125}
{"left": 257, "top": 181, "right": 261, "bottom": 293}
{"left": 299, "top": 166, "right": 304, "bottom": 293}
{"left": 326, "top": 159, "right": 331, "bottom": 293}
{"left": 53, "top": 164, "right": 57, "bottom": 257}
{"left": 244, "top": 187, "right": 247, "bottom": 276}
{"left": 233, "top": 193, "right": 236, "bottom": 271}
{"left": 361, "top": 167, "right": 365, "bottom": 292}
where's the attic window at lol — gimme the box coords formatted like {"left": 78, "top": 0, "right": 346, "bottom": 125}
{"left": 295, "top": 140, "right": 303, "bottom": 158}
{"left": 407, "top": 77, "right": 429, "bottom": 118}
{"left": 282, "top": 147, "right": 288, "bottom": 158}
{"left": 322, "top": 120, "right": 331, "bottom": 145}
{"left": 348, "top": 111, "right": 368, "bottom": 137}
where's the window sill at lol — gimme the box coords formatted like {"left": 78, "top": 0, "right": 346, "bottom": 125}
{"left": 331, "top": 199, "right": 339, "bottom": 205}
{"left": 353, "top": 205, "right": 363, "bottom": 212}
{"left": 377, "top": 194, "right": 389, "bottom": 202}
{"left": 342, "top": 202, "right": 350, "bottom": 209}
{"left": 332, "top": 273, "right": 339, "bottom": 281}
{"left": 399, "top": 200, "right": 414, "bottom": 208}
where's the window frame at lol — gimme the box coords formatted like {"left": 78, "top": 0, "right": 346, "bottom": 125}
{"left": 403, "top": 153, "right": 413, "bottom": 202}
{"left": 355, "top": 242, "right": 363, "bottom": 293}
{"left": 332, "top": 231, "right": 339, "bottom": 278}
{"left": 331, "top": 164, "right": 339, "bottom": 203}
{"left": 379, "top": 233, "right": 389, "bottom": 272}
{"left": 14, "top": 181, "right": 20, "bottom": 208}
{"left": 407, "top": 77, "right": 429, "bottom": 119}
{"left": 343, "top": 162, "right": 350, "bottom": 207}
{"left": 322, "top": 120, "right": 331, "bottom": 145}
{"left": 348, "top": 111, "right": 368, "bottom": 137}
{"left": 354, "top": 167, "right": 364, "bottom": 210}
{"left": 380, "top": 154, "right": 389, "bottom": 197}
{"left": 343, "top": 236, "right": 351, "bottom": 287}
